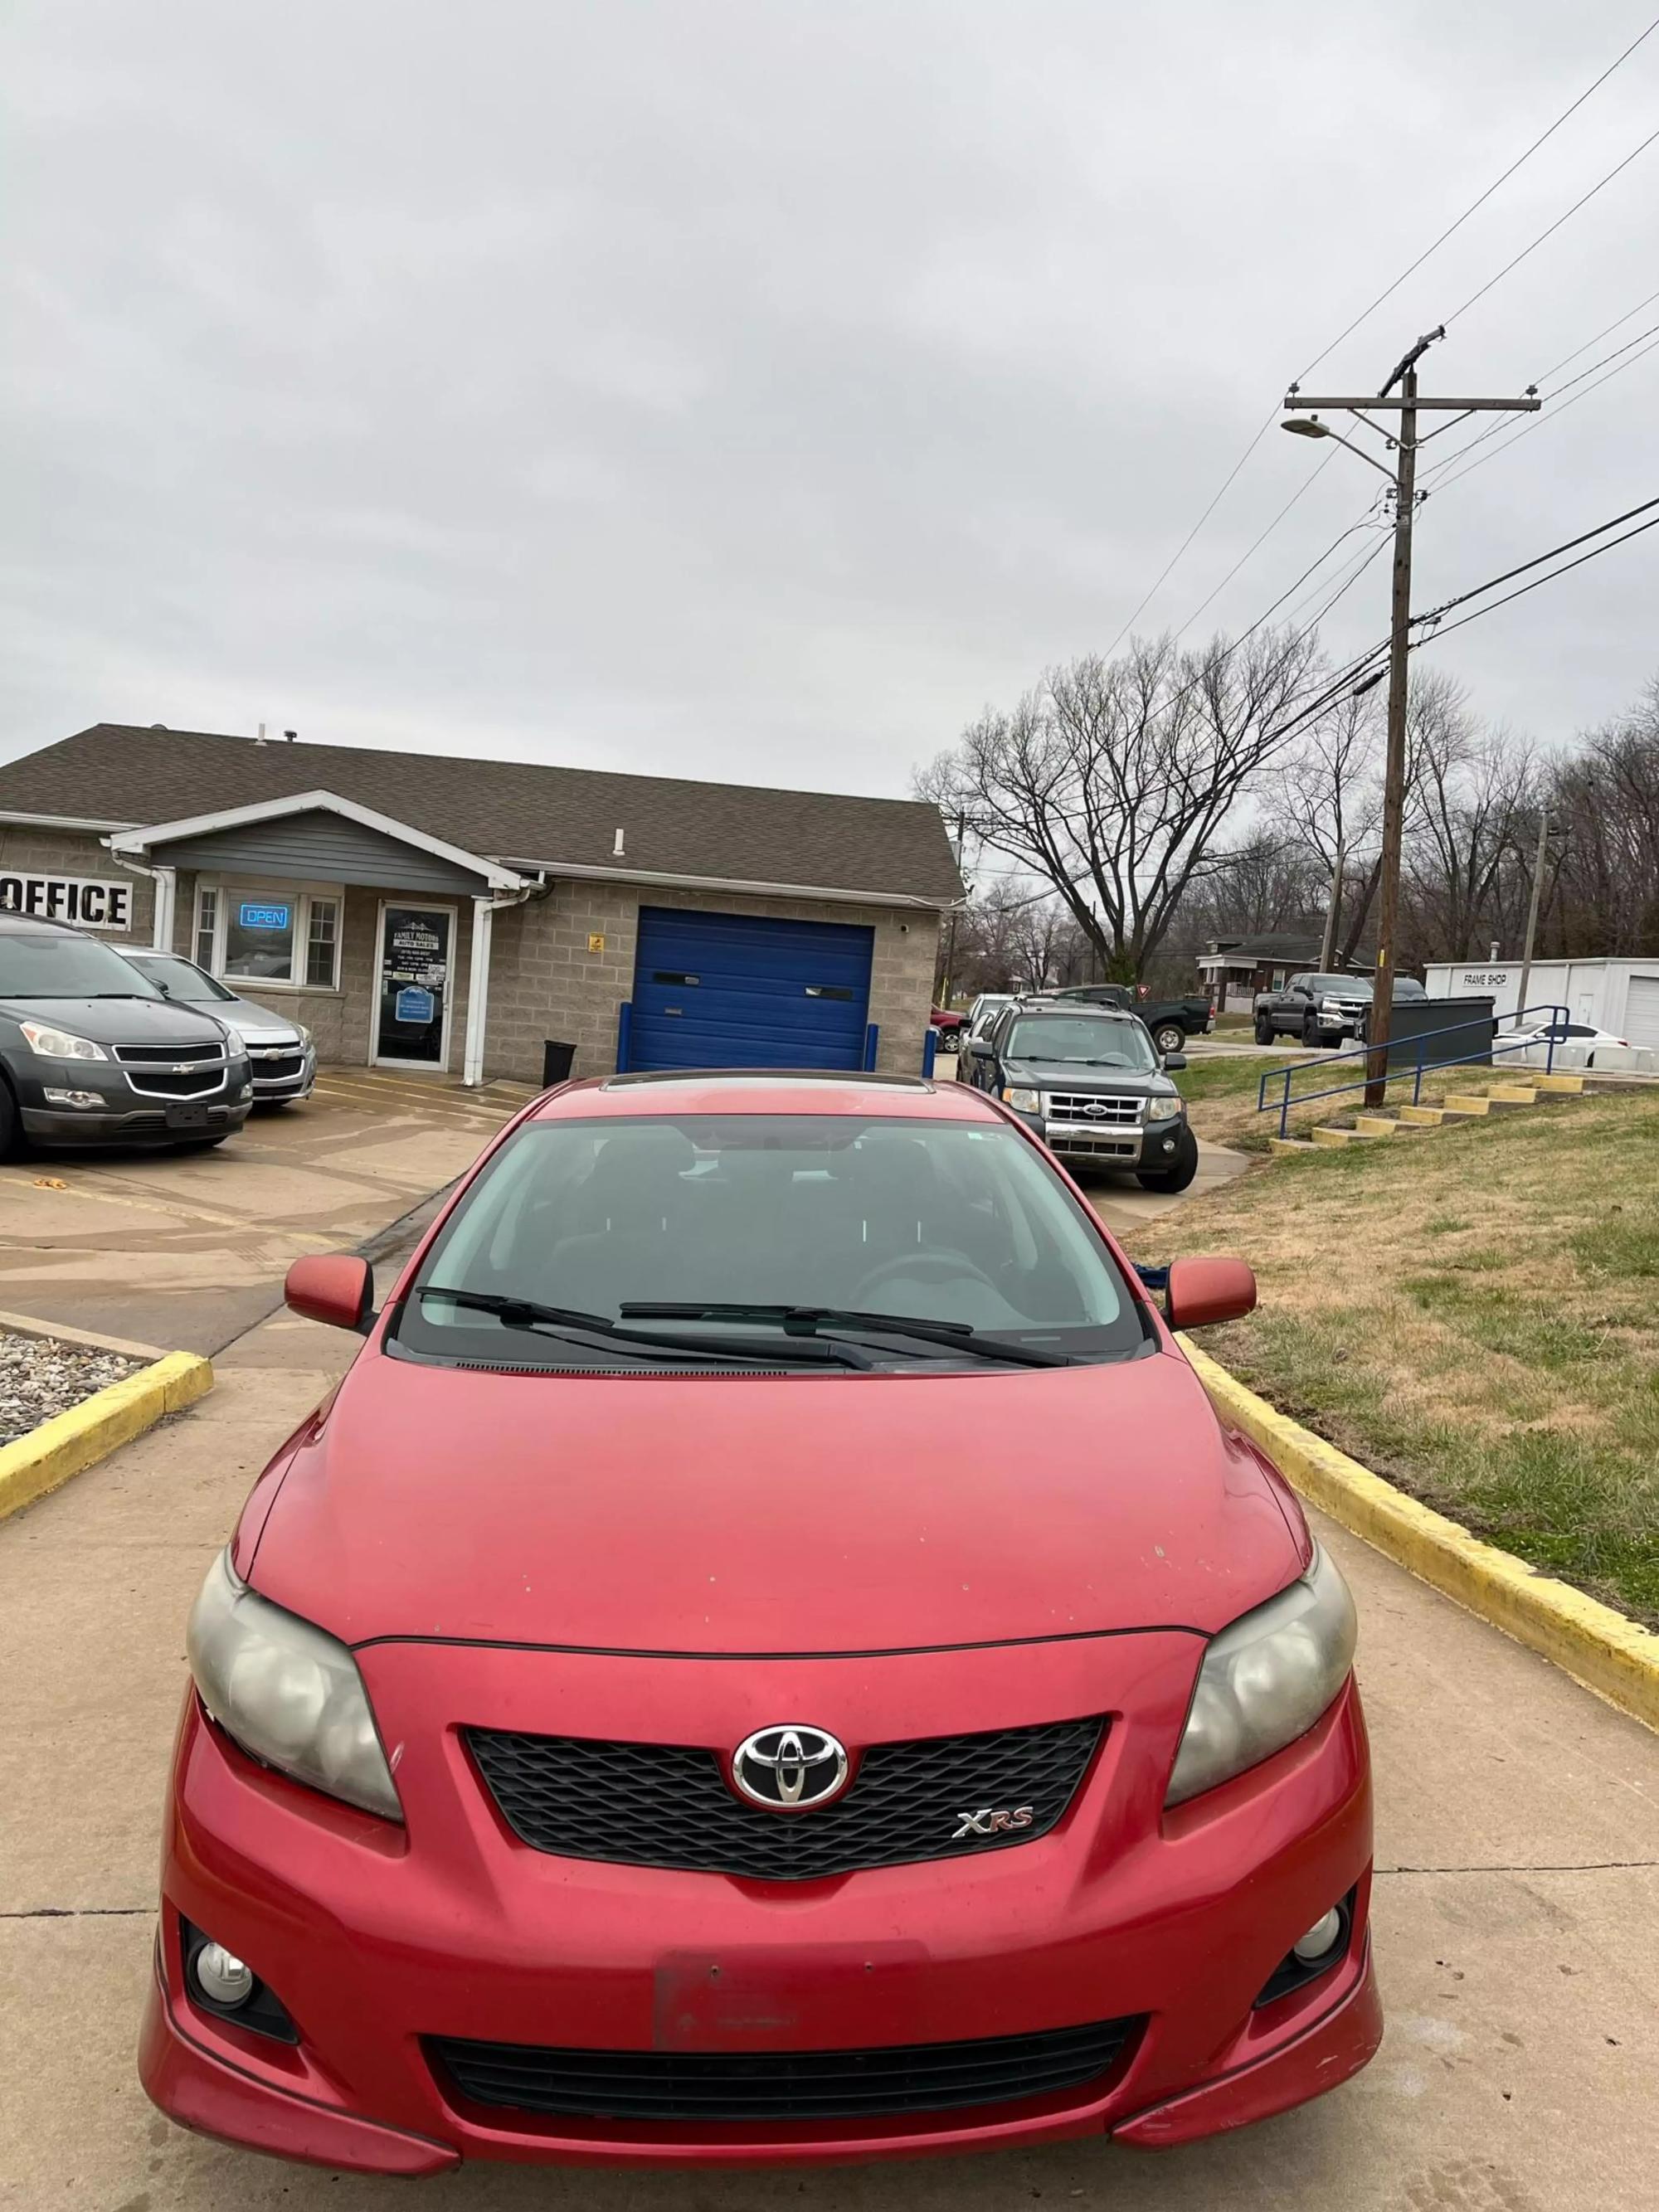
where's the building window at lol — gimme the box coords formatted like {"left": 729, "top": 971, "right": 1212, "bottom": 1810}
{"left": 305, "top": 898, "right": 338, "bottom": 988}
{"left": 194, "top": 887, "right": 218, "bottom": 970}
{"left": 192, "top": 883, "right": 343, "bottom": 989}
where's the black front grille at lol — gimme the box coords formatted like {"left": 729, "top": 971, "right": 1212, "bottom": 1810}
{"left": 466, "top": 1715, "right": 1104, "bottom": 1881}
{"left": 114, "top": 1043, "right": 225, "bottom": 1065}
{"left": 123, "top": 1069, "right": 223, "bottom": 1099}
{"left": 252, "top": 1054, "right": 304, "bottom": 1081}
{"left": 427, "top": 2015, "right": 1140, "bottom": 2123}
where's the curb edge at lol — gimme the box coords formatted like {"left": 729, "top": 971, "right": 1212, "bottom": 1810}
{"left": 1178, "top": 1334, "right": 1659, "bottom": 1733}
{"left": 0, "top": 1350, "right": 214, "bottom": 1525}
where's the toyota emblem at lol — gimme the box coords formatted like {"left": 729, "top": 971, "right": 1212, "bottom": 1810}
{"left": 730, "top": 1724, "right": 849, "bottom": 1812}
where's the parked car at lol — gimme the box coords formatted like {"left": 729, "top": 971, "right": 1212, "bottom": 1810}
{"left": 928, "top": 1004, "right": 966, "bottom": 1042}
{"left": 961, "top": 991, "right": 1018, "bottom": 1047}
{"left": 0, "top": 912, "right": 252, "bottom": 1155}
{"left": 143, "top": 1070, "right": 1376, "bottom": 2174}
{"left": 1051, "top": 983, "right": 1214, "bottom": 1057}
{"left": 1253, "top": 972, "right": 1374, "bottom": 1048}
{"left": 958, "top": 997, "right": 1198, "bottom": 1189}
{"left": 1502, "top": 1017, "right": 1630, "bottom": 1066}
{"left": 121, "top": 951, "right": 316, "bottom": 1106}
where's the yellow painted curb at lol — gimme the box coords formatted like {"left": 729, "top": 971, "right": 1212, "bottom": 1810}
{"left": 1178, "top": 1334, "right": 1659, "bottom": 1733}
{"left": 0, "top": 1350, "right": 213, "bottom": 1525}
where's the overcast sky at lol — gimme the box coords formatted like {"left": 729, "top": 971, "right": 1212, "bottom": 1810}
{"left": 4, "top": 2, "right": 1657, "bottom": 798}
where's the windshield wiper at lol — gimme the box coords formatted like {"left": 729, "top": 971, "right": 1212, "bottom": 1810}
{"left": 413, "top": 1286, "right": 874, "bottom": 1367}
{"left": 620, "top": 1302, "right": 1076, "bottom": 1368}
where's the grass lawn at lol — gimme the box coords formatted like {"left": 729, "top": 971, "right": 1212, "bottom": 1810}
{"left": 1175, "top": 1051, "right": 1500, "bottom": 1153}
{"left": 1126, "top": 1084, "right": 1659, "bottom": 1627}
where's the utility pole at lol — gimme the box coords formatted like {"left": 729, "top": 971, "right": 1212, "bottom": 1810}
{"left": 940, "top": 809, "right": 966, "bottom": 1000}
{"left": 1317, "top": 834, "right": 1345, "bottom": 974}
{"left": 1282, "top": 335, "right": 1540, "bottom": 1106}
{"left": 1515, "top": 805, "right": 1550, "bottom": 1020}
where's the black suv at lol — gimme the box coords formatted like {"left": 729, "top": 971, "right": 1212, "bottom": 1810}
{"left": 0, "top": 912, "right": 254, "bottom": 1154}
{"left": 958, "top": 998, "right": 1198, "bottom": 1190}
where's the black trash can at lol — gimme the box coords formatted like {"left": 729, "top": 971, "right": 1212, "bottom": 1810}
{"left": 542, "top": 1039, "right": 577, "bottom": 1087}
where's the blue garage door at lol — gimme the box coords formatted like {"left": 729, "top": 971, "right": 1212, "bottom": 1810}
{"left": 629, "top": 907, "right": 874, "bottom": 1072}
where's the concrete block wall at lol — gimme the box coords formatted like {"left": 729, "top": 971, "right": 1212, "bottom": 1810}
{"left": 0, "top": 825, "right": 154, "bottom": 944}
{"left": 483, "top": 882, "right": 942, "bottom": 1084}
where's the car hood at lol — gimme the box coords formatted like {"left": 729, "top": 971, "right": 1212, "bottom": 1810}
{"left": 1007, "top": 1057, "right": 1172, "bottom": 1096}
{"left": 245, "top": 1347, "right": 1306, "bottom": 1655}
{"left": 0, "top": 994, "right": 232, "bottom": 1046}
{"left": 220, "top": 994, "right": 302, "bottom": 1042}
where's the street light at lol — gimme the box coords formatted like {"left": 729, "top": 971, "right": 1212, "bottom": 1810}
{"left": 1279, "top": 416, "right": 1397, "bottom": 481}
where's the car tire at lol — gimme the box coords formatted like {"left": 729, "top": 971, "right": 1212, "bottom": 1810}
{"left": 1301, "top": 1016, "right": 1322, "bottom": 1048}
{"left": 1154, "top": 1023, "right": 1185, "bottom": 1056}
{"left": 0, "top": 1079, "right": 17, "bottom": 1159}
{"left": 1136, "top": 1125, "right": 1199, "bottom": 1193}
{"left": 1253, "top": 1015, "right": 1273, "bottom": 1045}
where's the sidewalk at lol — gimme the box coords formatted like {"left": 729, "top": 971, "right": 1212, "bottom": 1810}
{"left": 2, "top": 1307, "right": 1655, "bottom": 2207}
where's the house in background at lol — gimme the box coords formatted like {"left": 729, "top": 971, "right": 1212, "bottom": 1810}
{"left": 1197, "top": 932, "right": 1372, "bottom": 1013}
{"left": 0, "top": 724, "right": 961, "bottom": 1084}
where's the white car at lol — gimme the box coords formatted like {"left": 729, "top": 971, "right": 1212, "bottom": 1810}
{"left": 1502, "top": 1018, "right": 1638, "bottom": 1070}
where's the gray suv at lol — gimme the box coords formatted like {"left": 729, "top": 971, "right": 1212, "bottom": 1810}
{"left": 958, "top": 999, "right": 1197, "bottom": 1190}
{"left": 0, "top": 912, "right": 253, "bottom": 1153}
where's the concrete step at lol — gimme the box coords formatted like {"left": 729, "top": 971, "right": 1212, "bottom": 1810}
{"left": 1397, "top": 1103, "right": 1449, "bottom": 1125}
{"left": 1442, "top": 1093, "right": 1495, "bottom": 1116}
{"left": 1310, "top": 1125, "right": 1356, "bottom": 1147}
{"left": 1268, "top": 1136, "right": 1319, "bottom": 1155}
{"left": 1531, "top": 1072, "right": 1586, "bottom": 1094}
{"left": 1353, "top": 1114, "right": 1408, "bottom": 1135}
{"left": 1485, "top": 1085, "right": 1539, "bottom": 1106}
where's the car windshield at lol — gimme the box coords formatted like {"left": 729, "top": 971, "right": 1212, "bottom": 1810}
{"left": 1311, "top": 975, "right": 1368, "bottom": 996}
{"left": 0, "top": 931, "right": 164, "bottom": 999}
{"left": 1005, "top": 1016, "right": 1156, "bottom": 1070}
{"left": 129, "top": 954, "right": 236, "bottom": 1004}
{"left": 394, "top": 1112, "right": 1144, "bottom": 1369}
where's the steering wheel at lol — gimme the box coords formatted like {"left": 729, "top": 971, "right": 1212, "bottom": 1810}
{"left": 850, "top": 1249, "right": 999, "bottom": 1305}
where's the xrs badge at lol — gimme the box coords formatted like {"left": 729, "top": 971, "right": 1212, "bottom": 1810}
{"left": 952, "top": 1805, "right": 1034, "bottom": 1840}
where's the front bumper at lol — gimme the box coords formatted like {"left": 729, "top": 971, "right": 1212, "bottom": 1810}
{"left": 142, "top": 1634, "right": 1377, "bottom": 2172}
{"left": 1006, "top": 1107, "right": 1188, "bottom": 1171}
{"left": 247, "top": 1042, "right": 316, "bottom": 1101}
{"left": 15, "top": 1057, "right": 254, "bottom": 1146}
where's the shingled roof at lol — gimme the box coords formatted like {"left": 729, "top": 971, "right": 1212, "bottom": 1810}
{"left": 0, "top": 724, "right": 962, "bottom": 906}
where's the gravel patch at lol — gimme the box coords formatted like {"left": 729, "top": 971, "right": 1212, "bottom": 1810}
{"left": 0, "top": 1330, "right": 142, "bottom": 1448}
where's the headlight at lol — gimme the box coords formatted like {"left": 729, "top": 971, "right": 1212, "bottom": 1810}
{"left": 1002, "top": 1086, "right": 1043, "bottom": 1112}
{"left": 20, "top": 1022, "right": 108, "bottom": 1062}
{"left": 296, "top": 1023, "right": 313, "bottom": 1048}
{"left": 218, "top": 1023, "right": 245, "bottom": 1054}
{"left": 187, "top": 1548, "right": 403, "bottom": 1821}
{"left": 1165, "top": 1543, "right": 1356, "bottom": 1806}
{"left": 1321, "top": 999, "right": 1349, "bottom": 1017}
{"left": 1146, "top": 1094, "right": 1184, "bottom": 1121}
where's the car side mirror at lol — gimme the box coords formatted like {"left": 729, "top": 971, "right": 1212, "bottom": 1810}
{"left": 1165, "top": 1257, "right": 1256, "bottom": 1332}
{"left": 1162, "top": 1051, "right": 1187, "bottom": 1072}
{"left": 961, "top": 1037, "right": 990, "bottom": 1058}
{"left": 285, "top": 1254, "right": 374, "bottom": 1334}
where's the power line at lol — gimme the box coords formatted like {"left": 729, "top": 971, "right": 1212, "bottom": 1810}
{"left": 1443, "top": 119, "right": 1659, "bottom": 326}
{"left": 1413, "top": 492, "right": 1659, "bottom": 625}
{"left": 1532, "top": 280, "right": 1659, "bottom": 385}
{"left": 1426, "top": 327, "right": 1659, "bottom": 493}
{"left": 1415, "top": 508, "right": 1659, "bottom": 645}
{"left": 1545, "top": 314, "right": 1659, "bottom": 399}
{"left": 1103, "top": 18, "right": 1659, "bottom": 654}
{"left": 1295, "top": 12, "right": 1659, "bottom": 379}
{"left": 1163, "top": 449, "right": 1340, "bottom": 636}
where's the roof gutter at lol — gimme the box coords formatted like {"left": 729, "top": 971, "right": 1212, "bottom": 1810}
{"left": 493, "top": 857, "right": 956, "bottom": 911}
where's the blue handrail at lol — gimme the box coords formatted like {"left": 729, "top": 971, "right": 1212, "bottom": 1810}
{"left": 1256, "top": 1002, "right": 1573, "bottom": 1139}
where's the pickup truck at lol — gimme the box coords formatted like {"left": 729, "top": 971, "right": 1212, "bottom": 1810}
{"left": 1049, "top": 983, "right": 1213, "bottom": 1057}
{"left": 1253, "top": 972, "right": 1428, "bottom": 1047}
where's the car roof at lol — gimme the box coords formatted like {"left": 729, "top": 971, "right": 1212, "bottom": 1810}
{"left": 1007, "top": 999, "right": 1140, "bottom": 1023}
{"left": 0, "top": 911, "right": 88, "bottom": 937}
{"left": 530, "top": 1069, "right": 1006, "bottom": 1124}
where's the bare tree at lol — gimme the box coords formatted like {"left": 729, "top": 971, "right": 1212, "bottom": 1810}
{"left": 1400, "top": 672, "right": 1534, "bottom": 965}
{"left": 919, "top": 627, "right": 1322, "bottom": 982}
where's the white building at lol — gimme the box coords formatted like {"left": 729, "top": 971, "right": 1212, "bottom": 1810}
{"left": 1423, "top": 955, "right": 1659, "bottom": 1051}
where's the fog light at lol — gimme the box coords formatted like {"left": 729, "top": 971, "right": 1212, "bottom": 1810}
{"left": 192, "top": 1940, "right": 255, "bottom": 2007}
{"left": 1292, "top": 1908, "right": 1345, "bottom": 1963}
{"left": 42, "top": 1088, "right": 103, "bottom": 1108}
{"left": 238, "top": 1082, "right": 254, "bottom": 1101}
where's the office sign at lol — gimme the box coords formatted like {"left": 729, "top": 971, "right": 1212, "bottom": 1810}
{"left": 238, "top": 902, "right": 291, "bottom": 931}
{"left": 0, "top": 873, "right": 132, "bottom": 931}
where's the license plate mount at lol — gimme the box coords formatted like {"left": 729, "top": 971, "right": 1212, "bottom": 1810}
{"left": 164, "top": 1102, "right": 211, "bottom": 1130}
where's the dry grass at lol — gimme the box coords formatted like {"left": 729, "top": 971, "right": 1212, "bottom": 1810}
{"left": 1128, "top": 1085, "right": 1659, "bottom": 1626}
{"left": 1177, "top": 1053, "right": 1507, "bottom": 1153}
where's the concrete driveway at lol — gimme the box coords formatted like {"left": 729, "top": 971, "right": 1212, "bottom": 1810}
{"left": 0, "top": 1069, "right": 533, "bottom": 1354}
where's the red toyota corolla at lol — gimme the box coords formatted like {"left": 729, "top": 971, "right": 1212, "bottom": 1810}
{"left": 140, "top": 1070, "right": 1379, "bottom": 2176}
